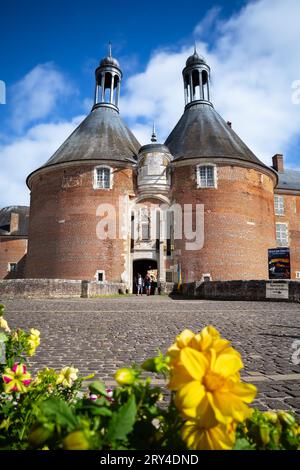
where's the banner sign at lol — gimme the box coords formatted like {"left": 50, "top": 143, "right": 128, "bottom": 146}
{"left": 268, "top": 248, "right": 291, "bottom": 279}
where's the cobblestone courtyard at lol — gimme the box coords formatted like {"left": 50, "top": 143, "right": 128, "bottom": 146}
{"left": 3, "top": 296, "right": 300, "bottom": 415}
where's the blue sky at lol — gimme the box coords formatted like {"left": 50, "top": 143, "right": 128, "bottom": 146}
{"left": 0, "top": 0, "right": 300, "bottom": 206}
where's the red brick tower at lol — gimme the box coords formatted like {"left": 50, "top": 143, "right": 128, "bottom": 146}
{"left": 165, "top": 50, "right": 277, "bottom": 282}
{"left": 25, "top": 49, "right": 140, "bottom": 281}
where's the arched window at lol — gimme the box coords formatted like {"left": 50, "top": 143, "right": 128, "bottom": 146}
{"left": 94, "top": 166, "right": 112, "bottom": 189}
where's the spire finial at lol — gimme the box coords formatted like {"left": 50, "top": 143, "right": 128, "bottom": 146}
{"left": 151, "top": 123, "right": 157, "bottom": 143}
{"left": 194, "top": 40, "right": 197, "bottom": 54}
{"left": 108, "top": 42, "right": 112, "bottom": 58}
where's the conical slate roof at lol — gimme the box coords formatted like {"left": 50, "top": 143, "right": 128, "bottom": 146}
{"left": 42, "top": 106, "right": 140, "bottom": 170}
{"left": 165, "top": 103, "right": 266, "bottom": 167}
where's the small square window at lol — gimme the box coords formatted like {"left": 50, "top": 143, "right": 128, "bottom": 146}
{"left": 95, "top": 167, "right": 111, "bottom": 189}
{"left": 8, "top": 263, "right": 17, "bottom": 272}
{"left": 197, "top": 165, "right": 216, "bottom": 188}
{"left": 296, "top": 272, "right": 300, "bottom": 279}
{"left": 202, "top": 273, "right": 212, "bottom": 282}
{"left": 166, "top": 271, "right": 173, "bottom": 283}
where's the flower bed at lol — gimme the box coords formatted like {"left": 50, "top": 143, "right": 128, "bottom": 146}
{"left": 0, "top": 304, "right": 299, "bottom": 450}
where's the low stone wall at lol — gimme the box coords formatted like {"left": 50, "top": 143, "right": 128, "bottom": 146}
{"left": 0, "top": 279, "right": 127, "bottom": 299}
{"left": 178, "top": 280, "right": 300, "bottom": 302}
{"left": 82, "top": 281, "right": 126, "bottom": 297}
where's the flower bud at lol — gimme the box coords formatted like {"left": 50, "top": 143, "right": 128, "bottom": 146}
{"left": 114, "top": 368, "right": 136, "bottom": 385}
{"left": 277, "top": 411, "right": 295, "bottom": 426}
{"left": 63, "top": 431, "right": 89, "bottom": 450}
{"left": 141, "top": 358, "right": 157, "bottom": 373}
{"left": 263, "top": 411, "right": 278, "bottom": 424}
{"left": 29, "top": 425, "right": 53, "bottom": 447}
{"left": 259, "top": 425, "right": 270, "bottom": 446}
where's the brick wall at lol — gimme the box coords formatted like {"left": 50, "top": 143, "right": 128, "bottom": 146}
{"left": 171, "top": 164, "right": 276, "bottom": 281}
{"left": 274, "top": 193, "right": 300, "bottom": 279}
{"left": 0, "top": 238, "right": 27, "bottom": 279}
{"left": 25, "top": 163, "right": 135, "bottom": 281}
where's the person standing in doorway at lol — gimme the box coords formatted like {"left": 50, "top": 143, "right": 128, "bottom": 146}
{"left": 135, "top": 273, "right": 143, "bottom": 296}
{"left": 144, "top": 273, "right": 151, "bottom": 296}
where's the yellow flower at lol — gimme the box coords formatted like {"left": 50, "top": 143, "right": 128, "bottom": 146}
{"left": 182, "top": 420, "right": 236, "bottom": 450}
{"left": 27, "top": 328, "right": 40, "bottom": 356}
{"left": 0, "top": 317, "right": 10, "bottom": 332}
{"left": 56, "top": 366, "right": 78, "bottom": 388}
{"left": 3, "top": 363, "right": 32, "bottom": 393}
{"left": 168, "top": 326, "right": 240, "bottom": 363}
{"left": 168, "top": 327, "right": 256, "bottom": 425}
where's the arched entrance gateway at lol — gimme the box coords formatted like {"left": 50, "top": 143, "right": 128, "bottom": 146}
{"left": 132, "top": 259, "right": 158, "bottom": 294}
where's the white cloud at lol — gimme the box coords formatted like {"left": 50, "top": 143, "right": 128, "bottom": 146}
{"left": 121, "top": 0, "right": 300, "bottom": 165}
{"left": 0, "top": 116, "right": 83, "bottom": 207}
{"left": 193, "top": 6, "right": 222, "bottom": 36}
{"left": 10, "top": 63, "right": 73, "bottom": 132}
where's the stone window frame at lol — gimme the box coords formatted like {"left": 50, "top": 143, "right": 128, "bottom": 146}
{"left": 95, "top": 270, "right": 105, "bottom": 283}
{"left": 196, "top": 164, "right": 217, "bottom": 189}
{"left": 93, "top": 165, "right": 113, "bottom": 190}
{"left": 274, "top": 195, "right": 285, "bottom": 216}
{"left": 8, "top": 262, "right": 17, "bottom": 272}
{"left": 276, "top": 222, "right": 289, "bottom": 247}
{"left": 165, "top": 270, "right": 173, "bottom": 283}
{"left": 202, "top": 273, "right": 212, "bottom": 282}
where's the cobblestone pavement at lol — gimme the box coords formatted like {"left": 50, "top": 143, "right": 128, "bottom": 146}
{"left": 3, "top": 296, "right": 300, "bottom": 415}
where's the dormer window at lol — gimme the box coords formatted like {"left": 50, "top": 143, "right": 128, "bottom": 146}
{"left": 94, "top": 166, "right": 112, "bottom": 189}
{"left": 196, "top": 164, "right": 217, "bottom": 188}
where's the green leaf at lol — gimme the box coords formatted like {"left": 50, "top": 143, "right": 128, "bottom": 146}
{"left": 88, "top": 380, "right": 107, "bottom": 395}
{"left": 0, "top": 332, "right": 8, "bottom": 342}
{"left": 40, "top": 398, "right": 78, "bottom": 431}
{"left": 106, "top": 395, "right": 137, "bottom": 442}
{"left": 234, "top": 438, "right": 256, "bottom": 450}
{"left": 79, "top": 400, "right": 112, "bottom": 417}
{"left": 91, "top": 407, "right": 112, "bottom": 417}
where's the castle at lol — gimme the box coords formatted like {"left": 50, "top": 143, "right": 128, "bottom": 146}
{"left": 1, "top": 49, "right": 300, "bottom": 291}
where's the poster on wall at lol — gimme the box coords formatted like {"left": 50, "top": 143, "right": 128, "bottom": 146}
{"left": 268, "top": 248, "right": 291, "bottom": 279}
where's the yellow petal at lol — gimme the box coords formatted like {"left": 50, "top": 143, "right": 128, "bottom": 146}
{"left": 175, "top": 380, "right": 205, "bottom": 410}
{"left": 176, "top": 329, "right": 195, "bottom": 348}
{"left": 203, "top": 325, "right": 221, "bottom": 338}
{"left": 208, "top": 424, "right": 235, "bottom": 450}
{"left": 196, "top": 393, "right": 218, "bottom": 428}
{"left": 212, "top": 390, "right": 253, "bottom": 423}
{"left": 229, "top": 381, "right": 257, "bottom": 403}
{"left": 213, "top": 353, "right": 243, "bottom": 377}
{"left": 168, "top": 364, "right": 193, "bottom": 390}
{"left": 179, "top": 348, "right": 208, "bottom": 380}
